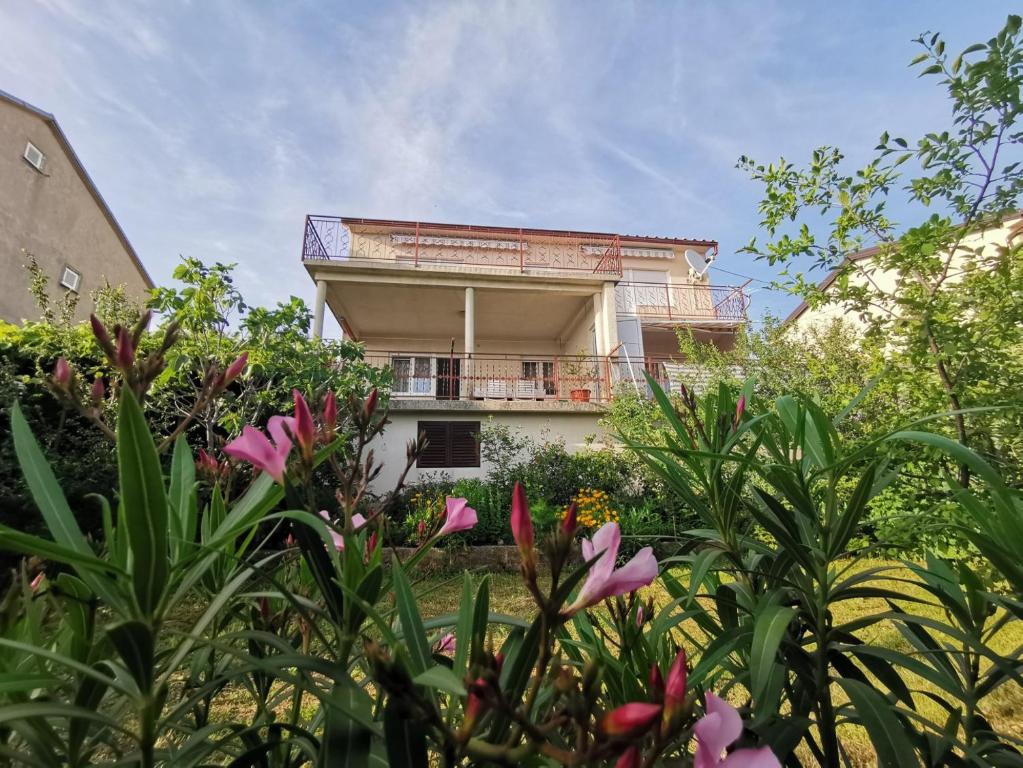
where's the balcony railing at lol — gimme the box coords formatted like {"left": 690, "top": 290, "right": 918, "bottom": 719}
{"left": 615, "top": 281, "right": 748, "bottom": 323}
{"left": 303, "top": 215, "right": 623, "bottom": 277}
{"left": 364, "top": 350, "right": 615, "bottom": 404}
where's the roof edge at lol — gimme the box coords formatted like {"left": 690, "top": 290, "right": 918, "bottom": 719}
{"left": 332, "top": 215, "right": 718, "bottom": 248}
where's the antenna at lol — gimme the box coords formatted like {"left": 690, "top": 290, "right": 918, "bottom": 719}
{"left": 684, "top": 249, "right": 711, "bottom": 279}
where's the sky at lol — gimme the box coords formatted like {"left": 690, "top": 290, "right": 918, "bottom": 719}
{"left": 0, "top": 1, "right": 1017, "bottom": 335}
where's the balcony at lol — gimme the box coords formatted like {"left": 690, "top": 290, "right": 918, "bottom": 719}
{"left": 365, "top": 350, "right": 615, "bottom": 405}
{"left": 615, "top": 281, "right": 748, "bottom": 324}
{"left": 303, "top": 215, "right": 623, "bottom": 278}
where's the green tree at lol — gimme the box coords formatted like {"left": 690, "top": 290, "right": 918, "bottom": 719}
{"left": 739, "top": 15, "right": 1023, "bottom": 486}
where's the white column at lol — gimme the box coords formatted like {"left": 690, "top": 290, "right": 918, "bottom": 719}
{"left": 464, "top": 287, "right": 475, "bottom": 399}
{"left": 601, "top": 281, "right": 619, "bottom": 353}
{"left": 592, "top": 292, "right": 606, "bottom": 355}
{"left": 312, "top": 279, "right": 327, "bottom": 339}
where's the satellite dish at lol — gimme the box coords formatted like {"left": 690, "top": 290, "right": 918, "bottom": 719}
{"left": 685, "top": 249, "right": 711, "bottom": 279}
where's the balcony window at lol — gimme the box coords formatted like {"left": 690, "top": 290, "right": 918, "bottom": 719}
{"left": 522, "top": 360, "right": 556, "bottom": 396}
{"left": 391, "top": 356, "right": 432, "bottom": 395}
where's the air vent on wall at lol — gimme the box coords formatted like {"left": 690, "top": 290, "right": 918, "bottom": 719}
{"left": 23, "top": 142, "right": 46, "bottom": 171}
{"left": 59, "top": 266, "right": 81, "bottom": 293}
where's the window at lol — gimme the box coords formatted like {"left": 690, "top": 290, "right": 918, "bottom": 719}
{"left": 522, "top": 360, "right": 556, "bottom": 395}
{"left": 59, "top": 266, "right": 82, "bottom": 293}
{"left": 391, "top": 356, "right": 433, "bottom": 395}
{"left": 417, "top": 421, "right": 480, "bottom": 468}
{"left": 23, "top": 142, "right": 45, "bottom": 172}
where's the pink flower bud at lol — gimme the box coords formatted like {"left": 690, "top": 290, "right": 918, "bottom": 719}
{"left": 53, "top": 357, "right": 71, "bottom": 389}
{"left": 223, "top": 352, "right": 248, "bottom": 385}
{"left": 367, "top": 531, "right": 378, "bottom": 560}
{"left": 30, "top": 572, "right": 45, "bottom": 592}
{"left": 115, "top": 326, "right": 135, "bottom": 369}
{"left": 323, "top": 390, "right": 337, "bottom": 435}
{"left": 364, "top": 388, "right": 379, "bottom": 420}
{"left": 648, "top": 664, "right": 664, "bottom": 700}
{"left": 561, "top": 501, "right": 577, "bottom": 537}
{"left": 417, "top": 520, "right": 426, "bottom": 540}
{"left": 90, "top": 376, "right": 105, "bottom": 403}
{"left": 511, "top": 482, "right": 535, "bottom": 576}
{"left": 615, "top": 747, "right": 641, "bottom": 768}
{"left": 663, "top": 648, "right": 688, "bottom": 726}
{"left": 601, "top": 702, "right": 661, "bottom": 737}
{"left": 292, "top": 389, "right": 315, "bottom": 461}
{"left": 90, "top": 314, "right": 114, "bottom": 356}
{"left": 733, "top": 395, "right": 746, "bottom": 430}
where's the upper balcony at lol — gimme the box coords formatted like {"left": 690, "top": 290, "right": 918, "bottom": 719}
{"left": 303, "top": 216, "right": 719, "bottom": 282}
{"left": 615, "top": 281, "right": 749, "bottom": 325}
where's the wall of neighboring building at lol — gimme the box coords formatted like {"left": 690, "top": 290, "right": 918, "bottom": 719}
{"left": 371, "top": 408, "right": 605, "bottom": 489}
{"left": 790, "top": 216, "right": 1023, "bottom": 334}
{"left": 0, "top": 101, "right": 151, "bottom": 324}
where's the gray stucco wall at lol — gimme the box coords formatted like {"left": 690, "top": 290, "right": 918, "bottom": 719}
{"left": 0, "top": 100, "right": 151, "bottom": 324}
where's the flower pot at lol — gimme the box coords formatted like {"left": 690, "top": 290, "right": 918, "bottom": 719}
{"left": 570, "top": 388, "right": 591, "bottom": 402}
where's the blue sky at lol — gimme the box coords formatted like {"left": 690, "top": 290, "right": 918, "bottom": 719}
{"left": 1, "top": 2, "right": 1016, "bottom": 334}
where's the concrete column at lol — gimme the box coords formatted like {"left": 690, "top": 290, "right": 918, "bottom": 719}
{"left": 463, "top": 287, "right": 475, "bottom": 399}
{"left": 601, "top": 281, "right": 619, "bottom": 353}
{"left": 592, "top": 292, "right": 606, "bottom": 355}
{"left": 312, "top": 279, "right": 327, "bottom": 339}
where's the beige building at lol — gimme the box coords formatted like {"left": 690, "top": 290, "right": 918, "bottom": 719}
{"left": 786, "top": 212, "right": 1023, "bottom": 332}
{"left": 303, "top": 216, "right": 747, "bottom": 486}
{"left": 0, "top": 89, "right": 153, "bottom": 324}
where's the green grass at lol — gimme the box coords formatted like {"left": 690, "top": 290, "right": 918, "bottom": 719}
{"left": 413, "top": 559, "right": 1023, "bottom": 767}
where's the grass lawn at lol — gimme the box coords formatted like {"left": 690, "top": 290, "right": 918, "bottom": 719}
{"left": 414, "top": 559, "right": 1023, "bottom": 768}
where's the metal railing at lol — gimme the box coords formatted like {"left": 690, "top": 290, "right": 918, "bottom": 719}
{"left": 615, "top": 281, "right": 749, "bottom": 323}
{"left": 364, "top": 350, "right": 615, "bottom": 404}
{"left": 303, "top": 215, "right": 623, "bottom": 277}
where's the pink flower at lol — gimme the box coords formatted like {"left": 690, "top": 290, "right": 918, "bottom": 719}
{"left": 438, "top": 497, "right": 477, "bottom": 536}
{"left": 292, "top": 390, "right": 316, "bottom": 461}
{"left": 601, "top": 702, "right": 662, "bottom": 737}
{"left": 223, "top": 415, "right": 296, "bottom": 484}
{"left": 90, "top": 376, "right": 105, "bottom": 403}
{"left": 510, "top": 482, "right": 535, "bottom": 571}
{"left": 564, "top": 523, "right": 658, "bottom": 615}
{"left": 319, "top": 510, "right": 367, "bottom": 550}
{"left": 434, "top": 633, "right": 456, "bottom": 655}
{"left": 694, "top": 693, "right": 780, "bottom": 768}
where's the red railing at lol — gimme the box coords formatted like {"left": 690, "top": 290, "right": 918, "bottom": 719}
{"left": 614, "top": 281, "right": 749, "bottom": 323}
{"left": 303, "top": 215, "right": 624, "bottom": 277}
{"left": 364, "top": 350, "right": 615, "bottom": 404}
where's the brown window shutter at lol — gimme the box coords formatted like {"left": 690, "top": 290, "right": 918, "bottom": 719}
{"left": 417, "top": 421, "right": 450, "bottom": 469}
{"left": 416, "top": 421, "right": 480, "bottom": 468}
{"left": 450, "top": 421, "right": 480, "bottom": 467}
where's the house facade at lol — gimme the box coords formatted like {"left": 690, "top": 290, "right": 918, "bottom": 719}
{"left": 786, "top": 212, "right": 1023, "bottom": 332}
{"left": 0, "top": 89, "right": 153, "bottom": 324}
{"left": 302, "top": 216, "right": 747, "bottom": 486}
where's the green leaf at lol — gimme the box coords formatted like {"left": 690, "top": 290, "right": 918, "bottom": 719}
{"left": 413, "top": 666, "right": 466, "bottom": 696}
{"left": 391, "top": 562, "right": 432, "bottom": 677}
{"left": 750, "top": 604, "right": 795, "bottom": 707}
{"left": 168, "top": 436, "right": 197, "bottom": 559}
{"left": 383, "top": 700, "right": 428, "bottom": 768}
{"left": 116, "top": 390, "right": 169, "bottom": 616}
{"left": 321, "top": 680, "right": 374, "bottom": 768}
{"left": 838, "top": 679, "right": 919, "bottom": 768}
{"left": 107, "top": 620, "right": 154, "bottom": 693}
{"left": 453, "top": 573, "right": 474, "bottom": 683}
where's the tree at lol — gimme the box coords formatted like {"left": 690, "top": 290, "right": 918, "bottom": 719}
{"left": 739, "top": 15, "right": 1023, "bottom": 486}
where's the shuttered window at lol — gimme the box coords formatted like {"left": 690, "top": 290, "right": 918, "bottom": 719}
{"left": 417, "top": 421, "right": 480, "bottom": 468}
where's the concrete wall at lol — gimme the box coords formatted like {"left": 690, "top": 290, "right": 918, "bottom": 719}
{"left": 371, "top": 406, "right": 605, "bottom": 489}
{"left": 0, "top": 100, "right": 151, "bottom": 324}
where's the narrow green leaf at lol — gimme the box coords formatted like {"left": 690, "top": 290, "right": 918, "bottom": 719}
{"left": 383, "top": 700, "right": 428, "bottom": 768}
{"left": 838, "top": 678, "right": 919, "bottom": 768}
{"left": 413, "top": 666, "right": 466, "bottom": 696}
{"left": 391, "top": 562, "right": 432, "bottom": 676}
{"left": 107, "top": 620, "right": 154, "bottom": 693}
{"left": 453, "top": 573, "right": 474, "bottom": 682}
{"left": 116, "top": 390, "right": 169, "bottom": 616}
{"left": 168, "top": 436, "right": 197, "bottom": 558}
{"left": 321, "top": 680, "right": 374, "bottom": 768}
{"left": 751, "top": 604, "right": 795, "bottom": 707}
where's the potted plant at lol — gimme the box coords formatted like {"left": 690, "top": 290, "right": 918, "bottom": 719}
{"left": 562, "top": 347, "right": 595, "bottom": 402}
